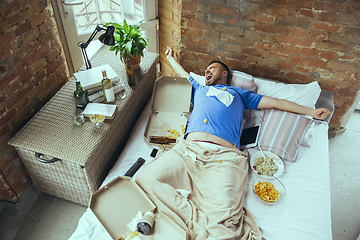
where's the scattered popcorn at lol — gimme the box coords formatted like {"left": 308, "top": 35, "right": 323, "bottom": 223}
{"left": 118, "top": 212, "right": 143, "bottom": 240}
{"left": 165, "top": 124, "right": 186, "bottom": 140}
{"left": 118, "top": 234, "right": 127, "bottom": 240}
{"left": 118, "top": 230, "right": 140, "bottom": 240}
{"left": 127, "top": 230, "right": 139, "bottom": 240}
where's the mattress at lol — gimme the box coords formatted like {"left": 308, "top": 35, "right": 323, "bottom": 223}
{"left": 69, "top": 100, "right": 332, "bottom": 240}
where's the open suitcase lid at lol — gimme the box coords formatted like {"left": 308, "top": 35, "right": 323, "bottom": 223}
{"left": 90, "top": 176, "right": 186, "bottom": 240}
{"left": 144, "top": 76, "right": 192, "bottom": 147}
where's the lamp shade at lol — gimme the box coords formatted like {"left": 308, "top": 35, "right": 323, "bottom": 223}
{"left": 99, "top": 25, "right": 115, "bottom": 46}
{"left": 78, "top": 24, "right": 116, "bottom": 69}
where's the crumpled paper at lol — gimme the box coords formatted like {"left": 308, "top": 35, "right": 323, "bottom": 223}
{"left": 176, "top": 189, "right": 191, "bottom": 199}
{"left": 185, "top": 150, "right": 198, "bottom": 164}
{"left": 127, "top": 211, "right": 143, "bottom": 232}
{"left": 206, "top": 86, "right": 234, "bottom": 107}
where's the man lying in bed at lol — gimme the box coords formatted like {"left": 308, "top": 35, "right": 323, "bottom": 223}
{"left": 135, "top": 47, "right": 331, "bottom": 240}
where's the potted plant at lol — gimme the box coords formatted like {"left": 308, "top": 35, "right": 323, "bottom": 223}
{"left": 104, "top": 19, "right": 149, "bottom": 70}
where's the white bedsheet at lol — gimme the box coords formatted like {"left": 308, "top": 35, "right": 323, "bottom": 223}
{"left": 69, "top": 101, "right": 332, "bottom": 240}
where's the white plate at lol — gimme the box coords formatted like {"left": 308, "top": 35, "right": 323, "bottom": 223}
{"left": 250, "top": 151, "right": 284, "bottom": 178}
{"left": 83, "top": 103, "right": 117, "bottom": 119}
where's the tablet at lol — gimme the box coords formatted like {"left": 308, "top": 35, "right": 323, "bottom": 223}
{"left": 240, "top": 124, "right": 260, "bottom": 150}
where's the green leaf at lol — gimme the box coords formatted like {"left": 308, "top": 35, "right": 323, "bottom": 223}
{"left": 103, "top": 19, "right": 148, "bottom": 58}
{"left": 110, "top": 22, "right": 122, "bottom": 29}
{"left": 123, "top": 19, "right": 130, "bottom": 33}
{"left": 125, "top": 40, "right": 132, "bottom": 53}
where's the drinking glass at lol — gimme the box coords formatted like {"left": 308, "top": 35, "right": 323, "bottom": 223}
{"left": 73, "top": 108, "right": 85, "bottom": 125}
{"left": 89, "top": 114, "right": 104, "bottom": 128}
{"left": 117, "top": 81, "right": 126, "bottom": 100}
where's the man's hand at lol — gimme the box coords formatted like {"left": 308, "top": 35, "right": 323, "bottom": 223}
{"left": 165, "top": 47, "right": 173, "bottom": 60}
{"left": 259, "top": 96, "right": 331, "bottom": 120}
{"left": 164, "top": 46, "right": 190, "bottom": 79}
{"left": 312, "top": 108, "right": 331, "bottom": 120}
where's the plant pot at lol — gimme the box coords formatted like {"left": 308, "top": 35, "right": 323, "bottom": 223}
{"left": 123, "top": 54, "right": 141, "bottom": 70}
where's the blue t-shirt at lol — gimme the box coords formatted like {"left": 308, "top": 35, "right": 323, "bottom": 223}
{"left": 185, "top": 76, "right": 263, "bottom": 149}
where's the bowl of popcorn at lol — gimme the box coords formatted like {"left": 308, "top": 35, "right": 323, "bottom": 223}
{"left": 252, "top": 175, "right": 286, "bottom": 205}
{"left": 89, "top": 113, "right": 105, "bottom": 128}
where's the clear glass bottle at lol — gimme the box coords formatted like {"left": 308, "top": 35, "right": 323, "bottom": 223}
{"left": 126, "top": 58, "right": 135, "bottom": 86}
{"left": 101, "top": 69, "right": 115, "bottom": 103}
{"left": 74, "top": 80, "right": 89, "bottom": 110}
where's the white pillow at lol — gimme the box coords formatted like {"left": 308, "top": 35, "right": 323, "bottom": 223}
{"left": 254, "top": 78, "right": 321, "bottom": 109}
{"left": 191, "top": 71, "right": 257, "bottom": 92}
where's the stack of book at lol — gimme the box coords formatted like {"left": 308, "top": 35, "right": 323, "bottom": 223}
{"left": 74, "top": 64, "right": 125, "bottom": 103}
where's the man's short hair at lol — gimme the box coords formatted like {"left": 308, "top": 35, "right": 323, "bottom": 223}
{"left": 208, "top": 60, "right": 231, "bottom": 83}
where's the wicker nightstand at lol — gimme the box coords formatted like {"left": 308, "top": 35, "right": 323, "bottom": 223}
{"left": 8, "top": 47, "right": 159, "bottom": 206}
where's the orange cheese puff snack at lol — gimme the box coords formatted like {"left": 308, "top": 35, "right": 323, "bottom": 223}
{"left": 254, "top": 181, "right": 280, "bottom": 202}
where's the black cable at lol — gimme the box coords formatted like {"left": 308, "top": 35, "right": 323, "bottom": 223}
{"left": 0, "top": 168, "right": 19, "bottom": 204}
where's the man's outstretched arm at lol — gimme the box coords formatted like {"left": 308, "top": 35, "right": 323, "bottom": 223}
{"left": 258, "top": 96, "right": 331, "bottom": 120}
{"left": 165, "top": 47, "right": 190, "bottom": 79}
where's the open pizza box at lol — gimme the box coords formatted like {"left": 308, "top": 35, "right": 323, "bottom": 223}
{"left": 89, "top": 176, "right": 186, "bottom": 240}
{"left": 144, "top": 76, "right": 192, "bottom": 147}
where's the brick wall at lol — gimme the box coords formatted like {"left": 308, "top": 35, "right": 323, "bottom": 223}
{"left": 158, "top": 0, "right": 183, "bottom": 76}
{"left": 159, "top": 0, "right": 360, "bottom": 130}
{"left": 0, "top": 0, "right": 69, "bottom": 202}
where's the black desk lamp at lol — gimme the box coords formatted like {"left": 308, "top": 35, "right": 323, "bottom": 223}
{"left": 78, "top": 24, "right": 115, "bottom": 69}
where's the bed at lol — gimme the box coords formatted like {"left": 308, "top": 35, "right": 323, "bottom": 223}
{"left": 69, "top": 73, "right": 334, "bottom": 240}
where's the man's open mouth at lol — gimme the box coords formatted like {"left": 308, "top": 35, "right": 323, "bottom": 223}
{"left": 206, "top": 73, "right": 212, "bottom": 81}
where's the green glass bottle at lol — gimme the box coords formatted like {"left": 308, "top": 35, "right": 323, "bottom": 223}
{"left": 74, "top": 80, "right": 89, "bottom": 110}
